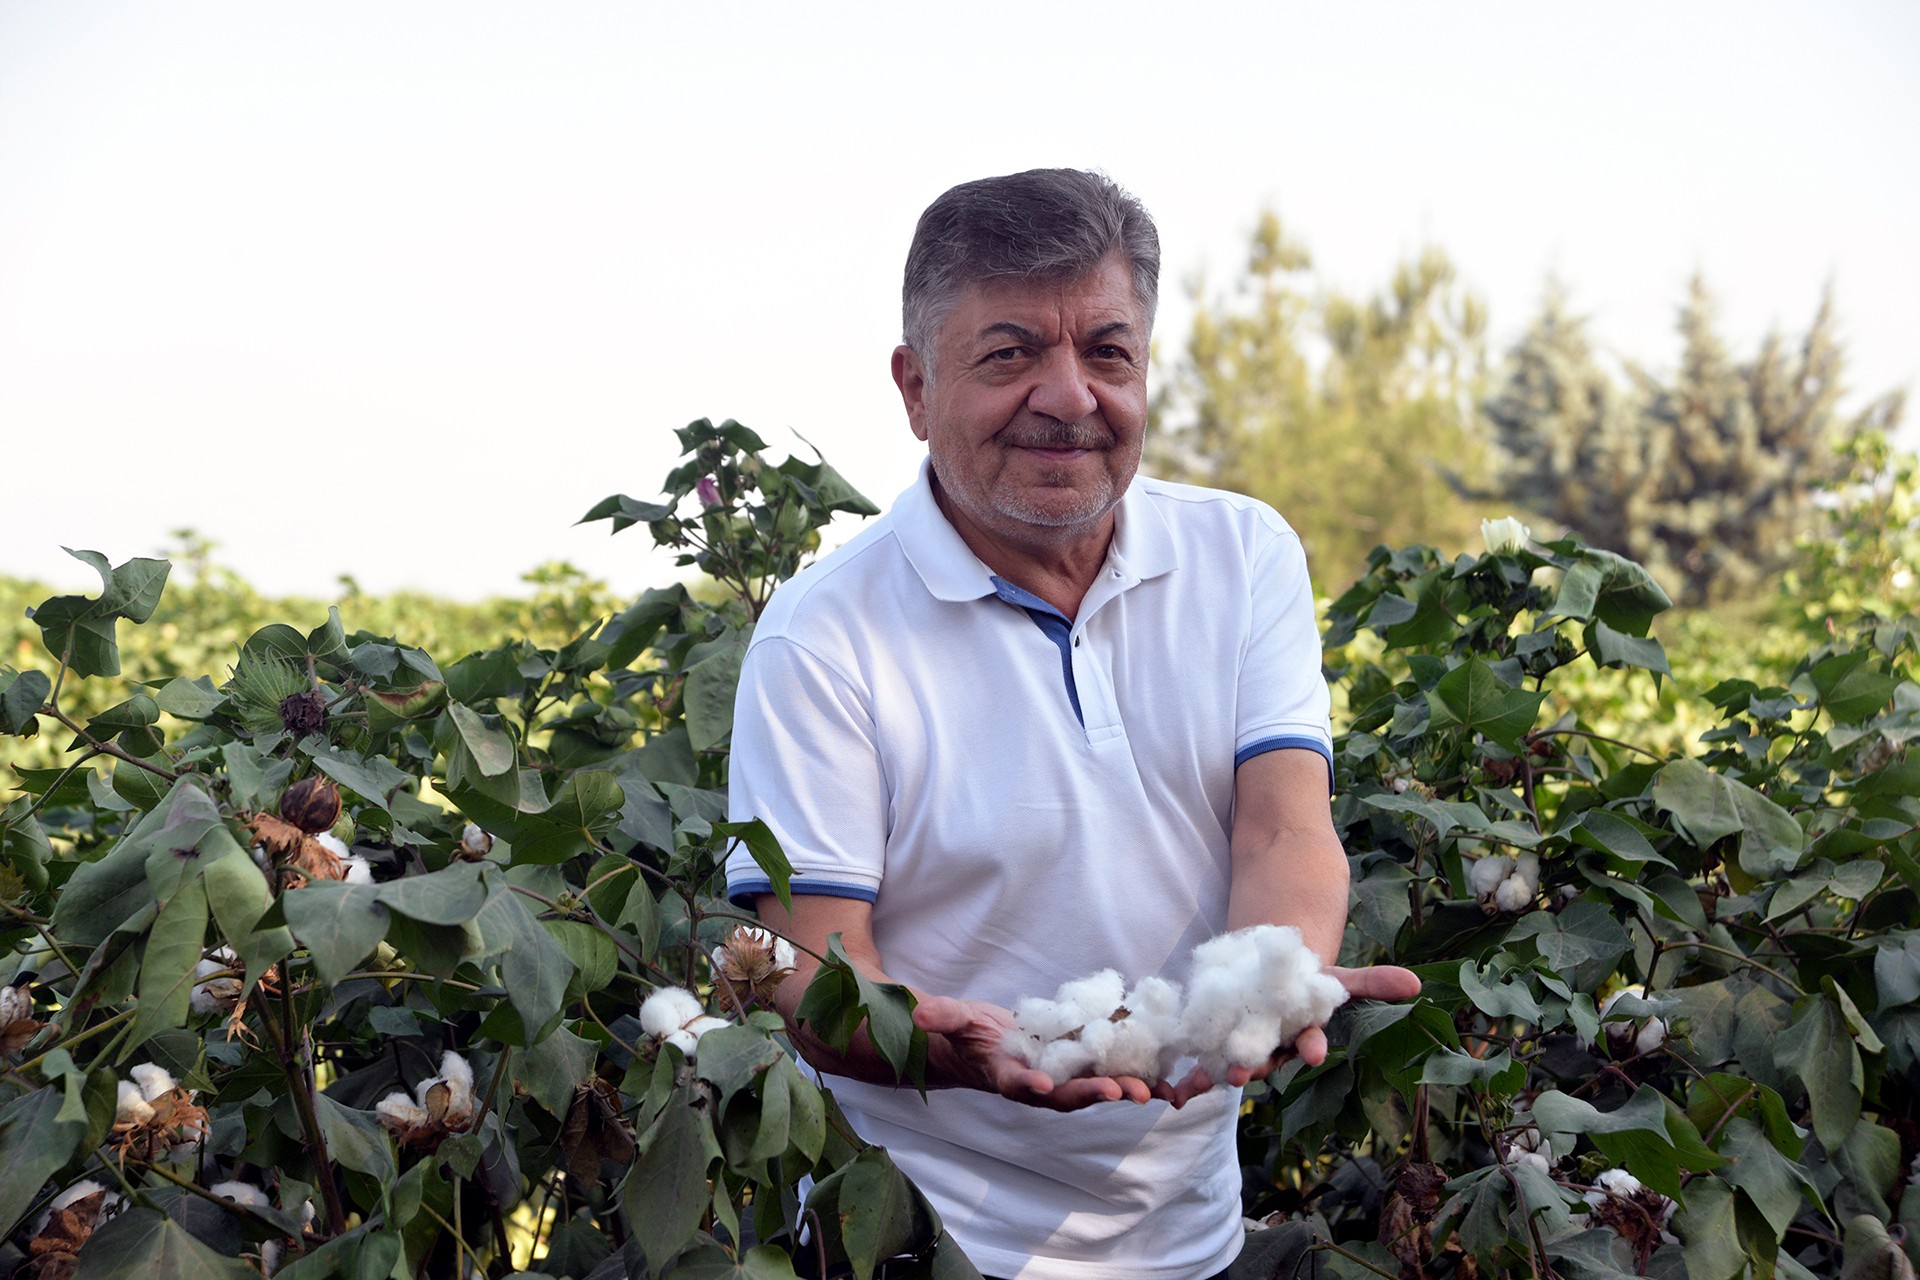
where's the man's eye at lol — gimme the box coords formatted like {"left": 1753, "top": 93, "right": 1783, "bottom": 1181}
{"left": 986, "top": 347, "right": 1026, "bottom": 362}
{"left": 1091, "top": 345, "right": 1133, "bottom": 362}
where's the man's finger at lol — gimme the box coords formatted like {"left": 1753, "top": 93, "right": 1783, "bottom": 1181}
{"left": 1329, "top": 964, "right": 1423, "bottom": 1002}
{"left": 912, "top": 994, "right": 973, "bottom": 1034}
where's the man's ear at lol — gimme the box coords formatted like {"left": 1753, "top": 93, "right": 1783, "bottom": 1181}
{"left": 892, "top": 345, "right": 932, "bottom": 442}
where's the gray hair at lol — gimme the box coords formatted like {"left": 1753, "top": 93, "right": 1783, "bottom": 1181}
{"left": 901, "top": 169, "right": 1160, "bottom": 370}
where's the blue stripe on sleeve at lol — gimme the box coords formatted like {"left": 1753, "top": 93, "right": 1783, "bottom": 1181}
{"left": 1234, "top": 735, "right": 1336, "bottom": 794}
{"left": 727, "top": 878, "right": 881, "bottom": 911}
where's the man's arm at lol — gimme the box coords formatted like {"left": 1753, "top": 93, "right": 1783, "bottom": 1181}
{"left": 753, "top": 892, "right": 1155, "bottom": 1111}
{"left": 1160, "top": 749, "right": 1421, "bottom": 1103}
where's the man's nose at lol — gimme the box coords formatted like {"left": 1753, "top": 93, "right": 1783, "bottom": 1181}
{"left": 1025, "top": 350, "right": 1100, "bottom": 423}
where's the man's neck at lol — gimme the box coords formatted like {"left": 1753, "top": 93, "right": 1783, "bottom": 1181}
{"left": 930, "top": 476, "right": 1114, "bottom": 621}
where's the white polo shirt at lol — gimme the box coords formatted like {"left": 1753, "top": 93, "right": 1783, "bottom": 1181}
{"left": 726, "top": 463, "right": 1332, "bottom": 1280}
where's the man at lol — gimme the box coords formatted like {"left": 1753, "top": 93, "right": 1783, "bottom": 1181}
{"left": 726, "top": 169, "right": 1419, "bottom": 1280}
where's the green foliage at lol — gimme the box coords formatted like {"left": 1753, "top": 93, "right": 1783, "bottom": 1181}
{"left": 1251, "top": 528, "right": 1919, "bottom": 1278}
{"left": 1151, "top": 211, "right": 1492, "bottom": 587}
{"left": 0, "top": 421, "right": 956, "bottom": 1278}
{"left": 1482, "top": 278, "right": 1907, "bottom": 606}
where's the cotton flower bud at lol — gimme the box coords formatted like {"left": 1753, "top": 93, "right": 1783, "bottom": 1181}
{"left": 640, "top": 986, "right": 706, "bottom": 1038}
{"left": 278, "top": 776, "right": 342, "bottom": 834}
{"left": 696, "top": 476, "right": 722, "bottom": 508}
{"left": 1480, "top": 517, "right": 1531, "bottom": 556}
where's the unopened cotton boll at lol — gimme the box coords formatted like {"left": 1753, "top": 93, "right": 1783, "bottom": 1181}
{"left": 640, "top": 986, "right": 705, "bottom": 1038}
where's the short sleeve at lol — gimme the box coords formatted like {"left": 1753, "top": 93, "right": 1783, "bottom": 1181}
{"left": 1234, "top": 528, "right": 1335, "bottom": 791}
{"left": 725, "top": 635, "right": 890, "bottom": 907}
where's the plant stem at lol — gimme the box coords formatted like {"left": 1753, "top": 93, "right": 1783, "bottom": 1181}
{"left": 271, "top": 983, "right": 348, "bottom": 1235}
{"left": 1661, "top": 939, "right": 1806, "bottom": 996}
{"left": 11, "top": 1005, "right": 139, "bottom": 1079}
{"left": 1537, "top": 727, "right": 1664, "bottom": 761}
{"left": 43, "top": 706, "right": 180, "bottom": 781}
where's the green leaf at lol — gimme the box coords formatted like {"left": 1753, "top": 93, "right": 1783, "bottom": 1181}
{"left": 1505, "top": 901, "right": 1631, "bottom": 986}
{"left": 1549, "top": 548, "right": 1670, "bottom": 636}
{"left": 154, "top": 675, "right": 225, "bottom": 720}
{"left": 1425, "top": 658, "right": 1548, "bottom": 750}
{"left": 768, "top": 1053, "right": 825, "bottom": 1165}
{"left": 1674, "top": 1178, "right": 1743, "bottom": 1280}
{"left": 839, "top": 1148, "right": 923, "bottom": 1280}
{"left": 53, "top": 838, "right": 154, "bottom": 947}
{"left": 795, "top": 934, "right": 924, "bottom": 1085}
{"left": 70, "top": 1206, "right": 258, "bottom": 1279}
{"left": 693, "top": 1024, "right": 784, "bottom": 1099}
{"left": 453, "top": 771, "right": 624, "bottom": 866}
{"left": 684, "top": 632, "right": 748, "bottom": 753}
{"left": 282, "top": 881, "right": 391, "bottom": 989}
{"left": 670, "top": 1245, "right": 804, "bottom": 1279}
{"left": 0, "top": 1086, "right": 86, "bottom": 1238}
{"left": 513, "top": 1024, "right": 599, "bottom": 1115}
{"left": 373, "top": 862, "right": 489, "bottom": 925}
{"left": 1588, "top": 619, "right": 1671, "bottom": 678}
{"left": 447, "top": 702, "right": 515, "bottom": 777}
{"left": 312, "top": 1092, "right": 396, "bottom": 1182}
{"left": 1569, "top": 809, "right": 1672, "bottom": 869}
{"left": 29, "top": 550, "right": 171, "bottom": 678}
{"left": 472, "top": 887, "right": 575, "bottom": 1037}
{"left": 304, "top": 747, "right": 413, "bottom": 814}
{"left": 1651, "top": 758, "right": 1807, "bottom": 877}
{"left": 713, "top": 819, "right": 793, "bottom": 913}
{"left": 203, "top": 838, "right": 295, "bottom": 981}
{"left": 1808, "top": 651, "right": 1902, "bottom": 725}
{"left": 1458, "top": 961, "right": 1545, "bottom": 1022}
{"left": 1717, "top": 1117, "right": 1813, "bottom": 1238}
{"left": 126, "top": 873, "right": 209, "bottom": 1054}
{"left": 621, "top": 1085, "right": 720, "bottom": 1276}
{"left": 0, "top": 667, "right": 49, "bottom": 734}
{"left": 1775, "top": 993, "right": 1863, "bottom": 1149}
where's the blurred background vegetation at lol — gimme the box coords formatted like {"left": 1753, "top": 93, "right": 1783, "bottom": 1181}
{"left": 8, "top": 218, "right": 1917, "bottom": 770}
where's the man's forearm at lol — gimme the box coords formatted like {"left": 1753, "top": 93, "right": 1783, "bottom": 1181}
{"left": 769, "top": 953, "right": 984, "bottom": 1092}
{"left": 1225, "top": 823, "right": 1351, "bottom": 962}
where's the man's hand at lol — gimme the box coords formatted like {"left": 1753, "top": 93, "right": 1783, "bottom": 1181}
{"left": 914, "top": 995, "right": 1155, "bottom": 1112}
{"left": 1153, "top": 963, "right": 1424, "bottom": 1108}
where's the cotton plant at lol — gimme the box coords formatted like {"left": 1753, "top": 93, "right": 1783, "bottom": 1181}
{"left": 209, "top": 1180, "right": 315, "bottom": 1274}
{"left": 1599, "top": 986, "right": 1669, "bottom": 1057}
{"left": 1001, "top": 925, "right": 1348, "bottom": 1086}
{"left": 1582, "top": 1168, "right": 1678, "bottom": 1257}
{"left": 640, "top": 986, "right": 729, "bottom": 1059}
{"left": 710, "top": 925, "right": 798, "bottom": 1013}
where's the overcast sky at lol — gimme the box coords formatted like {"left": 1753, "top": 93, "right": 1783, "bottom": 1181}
{"left": 4, "top": 2, "right": 1916, "bottom": 600}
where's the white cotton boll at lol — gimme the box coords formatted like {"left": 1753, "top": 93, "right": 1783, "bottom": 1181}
{"left": 315, "top": 833, "right": 349, "bottom": 858}
{"left": 341, "top": 856, "right": 372, "bottom": 884}
{"left": 686, "top": 1015, "right": 729, "bottom": 1043}
{"left": 210, "top": 1181, "right": 269, "bottom": 1209}
{"left": 1514, "top": 854, "right": 1541, "bottom": 894}
{"left": 1012, "top": 995, "right": 1084, "bottom": 1043}
{"left": 663, "top": 1028, "right": 700, "bottom": 1057}
{"left": 1037, "top": 1036, "right": 1098, "bottom": 1084}
{"left": 1001, "top": 1027, "right": 1045, "bottom": 1067}
{"left": 1634, "top": 1018, "right": 1667, "bottom": 1055}
{"left": 435, "top": 1051, "right": 474, "bottom": 1101}
{"left": 1494, "top": 874, "right": 1533, "bottom": 913}
{"left": 1178, "top": 965, "right": 1253, "bottom": 1061}
{"left": 1585, "top": 1168, "right": 1644, "bottom": 1208}
{"left": 1516, "top": 1149, "right": 1552, "bottom": 1175}
{"left": 640, "top": 986, "right": 705, "bottom": 1037}
{"left": 1056, "top": 970, "right": 1127, "bottom": 1024}
{"left": 115, "top": 1080, "right": 155, "bottom": 1125}
{"left": 130, "top": 1062, "right": 177, "bottom": 1101}
{"left": 1469, "top": 854, "right": 1513, "bottom": 898}
{"left": 376, "top": 1093, "right": 429, "bottom": 1132}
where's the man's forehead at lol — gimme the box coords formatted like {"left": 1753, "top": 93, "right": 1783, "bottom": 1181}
{"left": 947, "top": 265, "right": 1146, "bottom": 341}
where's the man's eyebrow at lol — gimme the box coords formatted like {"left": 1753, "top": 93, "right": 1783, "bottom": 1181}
{"left": 974, "top": 320, "right": 1140, "bottom": 345}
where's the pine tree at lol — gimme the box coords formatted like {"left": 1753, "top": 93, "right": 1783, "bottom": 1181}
{"left": 1483, "top": 277, "right": 1903, "bottom": 605}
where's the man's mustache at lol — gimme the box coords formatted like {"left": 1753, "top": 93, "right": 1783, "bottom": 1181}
{"left": 996, "top": 420, "right": 1115, "bottom": 451}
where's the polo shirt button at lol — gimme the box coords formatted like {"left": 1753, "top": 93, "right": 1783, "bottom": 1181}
{"left": 1073, "top": 636, "right": 1081, "bottom": 647}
